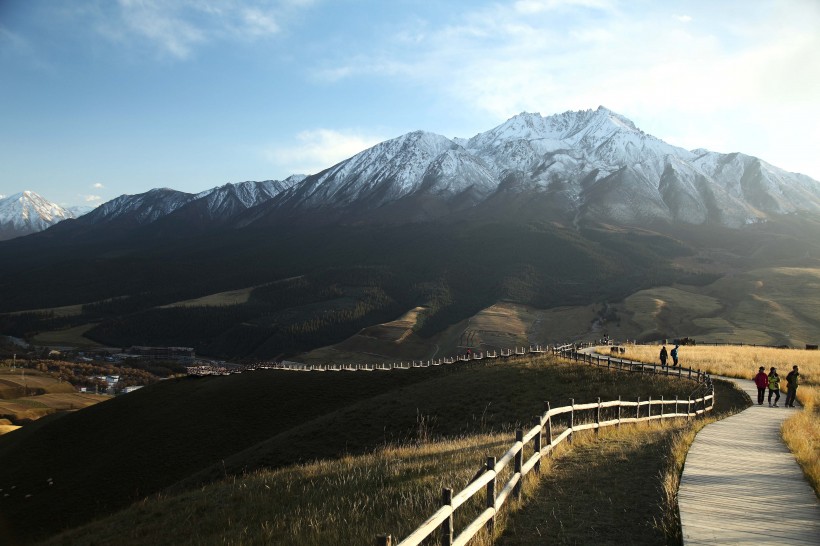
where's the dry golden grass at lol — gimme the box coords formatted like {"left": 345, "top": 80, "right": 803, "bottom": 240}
{"left": 615, "top": 344, "right": 820, "bottom": 495}
{"left": 0, "top": 393, "right": 108, "bottom": 422}
{"left": 45, "top": 420, "right": 700, "bottom": 546}
{"left": 44, "top": 433, "right": 515, "bottom": 546}
{"left": 617, "top": 344, "right": 818, "bottom": 384}
{"left": 0, "top": 424, "right": 21, "bottom": 435}
{"left": 0, "top": 369, "right": 77, "bottom": 393}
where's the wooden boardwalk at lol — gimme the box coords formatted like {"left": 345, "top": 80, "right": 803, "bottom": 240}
{"left": 678, "top": 376, "right": 820, "bottom": 545}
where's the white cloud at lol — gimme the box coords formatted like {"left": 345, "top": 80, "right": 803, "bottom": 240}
{"left": 264, "top": 129, "right": 384, "bottom": 175}
{"left": 92, "top": 183, "right": 105, "bottom": 189}
{"left": 93, "top": 0, "right": 309, "bottom": 60}
{"left": 83, "top": 194, "right": 103, "bottom": 203}
{"left": 312, "top": 1, "right": 820, "bottom": 179}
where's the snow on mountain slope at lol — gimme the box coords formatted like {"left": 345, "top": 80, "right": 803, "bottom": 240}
{"left": 0, "top": 191, "right": 75, "bottom": 240}
{"left": 190, "top": 177, "right": 304, "bottom": 220}
{"left": 288, "top": 131, "right": 459, "bottom": 208}
{"left": 83, "top": 188, "right": 198, "bottom": 226}
{"left": 418, "top": 149, "right": 497, "bottom": 197}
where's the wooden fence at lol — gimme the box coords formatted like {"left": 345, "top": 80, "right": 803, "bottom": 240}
{"left": 186, "top": 346, "right": 548, "bottom": 376}
{"left": 376, "top": 346, "right": 714, "bottom": 546}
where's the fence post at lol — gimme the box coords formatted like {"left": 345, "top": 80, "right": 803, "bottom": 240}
{"left": 648, "top": 396, "right": 652, "bottom": 419}
{"left": 544, "top": 401, "right": 553, "bottom": 448}
{"left": 441, "top": 488, "right": 453, "bottom": 546}
{"left": 533, "top": 416, "right": 542, "bottom": 473}
{"left": 660, "top": 395, "right": 664, "bottom": 418}
{"left": 486, "top": 456, "right": 496, "bottom": 535}
{"left": 514, "top": 429, "right": 524, "bottom": 499}
{"left": 636, "top": 396, "right": 640, "bottom": 420}
{"left": 674, "top": 395, "right": 678, "bottom": 417}
{"left": 687, "top": 396, "right": 691, "bottom": 420}
{"left": 595, "top": 397, "right": 601, "bottom": 437}
{"left": 617, "top": 395, "right": 621, "bottom": 428}
{"left": 688, "top": 367, "right": 692, "bottom": 379}
{"left": 569, "top": 399, "right": 575, "bottom": 444}
{"left": 376, "top": 534, "right": 392, "bottom": 546}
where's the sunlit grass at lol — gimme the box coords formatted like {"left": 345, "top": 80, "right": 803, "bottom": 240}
{"left": 613, "top": 344, "right": 820, "bottom": 496}
{"left": 44, "top": 434, "right": 513, "bottom": 546}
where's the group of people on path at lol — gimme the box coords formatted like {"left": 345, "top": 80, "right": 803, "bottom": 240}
{"left": 658, "top": 344, "right": 678, "bottom": 368}
{"left": 657, "top": 343, "right": 802, "bottom": 408}
{"left": 754, "top": 365, "right": 801, "bottom": 407}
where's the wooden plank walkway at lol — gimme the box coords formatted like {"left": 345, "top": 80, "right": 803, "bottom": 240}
{"left": 678, "top": 376, "right": 820, "bottom": 545}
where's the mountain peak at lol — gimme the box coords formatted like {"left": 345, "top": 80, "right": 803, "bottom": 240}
{"left": 0, "top": 190, "right": 74, "bottom": 240}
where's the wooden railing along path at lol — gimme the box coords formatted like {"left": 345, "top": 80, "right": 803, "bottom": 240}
{"left": 375, "top": 346, "right": 714, "bottom": 546}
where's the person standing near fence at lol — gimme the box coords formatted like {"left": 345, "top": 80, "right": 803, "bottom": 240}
{"left": 671, "top": 344, "right": 679, "bottom": 367}
{"left": 785, "top": 365, "right": 800, "bottom": 407}
{"left": 767, "top": 367, "right": 780, "bottom": 407}
{"left": 659, "top": 345, "right": 668, "bottom": 368}
{"left": 753, "top": 366, "right": 769, "bottom": 405}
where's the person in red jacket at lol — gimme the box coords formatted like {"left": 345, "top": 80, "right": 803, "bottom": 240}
{"left": 753, "top": 366, "right": 769, "bottom": 405}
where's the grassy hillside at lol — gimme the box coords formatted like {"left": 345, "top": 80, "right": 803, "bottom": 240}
{"left": 35, "top": 375, "right": 748, "bottom": 546}
{"left": 0, "top": 355, "right": 706, "bottom": 544}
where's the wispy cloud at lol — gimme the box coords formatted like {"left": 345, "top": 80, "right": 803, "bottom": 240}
{"left": 92, "top": 183, "right": 105, "bottom": 189}
{"left": 83, "top": 194, "right": 103, "bottom": 203}
{"left": 308, "top": 1, "right": 820, "bottom": 175}
{"left": 264, "top": 129, "right": 384, "bottom": 175}
{"left": 314, "top": 1, "right": 819, "bottom": 117}
{"left": 92, "top": 0, "right": 312, "bottom": 60}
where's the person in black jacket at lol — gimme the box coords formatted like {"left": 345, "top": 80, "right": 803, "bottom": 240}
{"left": 659, "top": 345, "right": 668, "bottom": 368}
{"left": 785, "top": 365, "right": 800, "bottom": 407}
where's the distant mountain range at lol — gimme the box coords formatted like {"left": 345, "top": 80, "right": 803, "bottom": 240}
{"left": 0, "top": 191, "right": 81, "bottom": 241}
{"left": 3, "top": 106, "right": 820, "bottom": 356}
{"left": 5, "top": 106, "right": 820, "bottom": 242}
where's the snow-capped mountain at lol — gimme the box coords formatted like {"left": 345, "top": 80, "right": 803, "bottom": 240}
{"left": 82, "top": 187, "right": 197, "bottom": 227}
{"left": 251, "top": 106, "right": 820, "bottom": 228}
{"left": 0, "top": 191, "right": 76, "bottom": 240}
{"left": 65, "top": 177, "right": 304, "bottom": 233}
{"left": 10, "top": 107, "right": 820, "bottom": 241}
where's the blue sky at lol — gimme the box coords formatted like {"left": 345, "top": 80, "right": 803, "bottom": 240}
{"left": 2, "top": 0, "right": 819, "bottom": 207}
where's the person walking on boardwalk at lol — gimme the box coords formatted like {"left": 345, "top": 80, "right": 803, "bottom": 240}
{"left": 670, "top": 344, "right": 679, "bottom": 367}
{"left": 754, "top": 366, "right": 769, "bottom": 405}
{"left": 659, "top": 345, "right": 668, "bottom": 368}
{"left": 785, "top": 365, "right": 800, "bottom": 407}
{"left": 767, "top": 367, "right": 781, "bottom": 407}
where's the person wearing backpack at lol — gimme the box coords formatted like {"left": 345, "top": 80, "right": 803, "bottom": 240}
{"left": 670, "top": 345, "right": 679, "bottom": 367}
{"left": 767, "top": 367, "right": 780, "bottom": 407}
{"left": 753, "top": 366, "right": 768, "bottom": 405}
{"left": 785, "top": 365, "right": 800, "bottom": 407}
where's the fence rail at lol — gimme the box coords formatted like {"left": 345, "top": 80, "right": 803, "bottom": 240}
{"left": 377, "top": 346, "right": 714, "bottom": 546}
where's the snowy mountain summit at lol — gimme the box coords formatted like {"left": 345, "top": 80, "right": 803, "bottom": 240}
{"left": 0, "top": 191, "right": 76, "bottom": 241}
{"left": 262, "top": 106, "right": 820, "bottom": 227}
